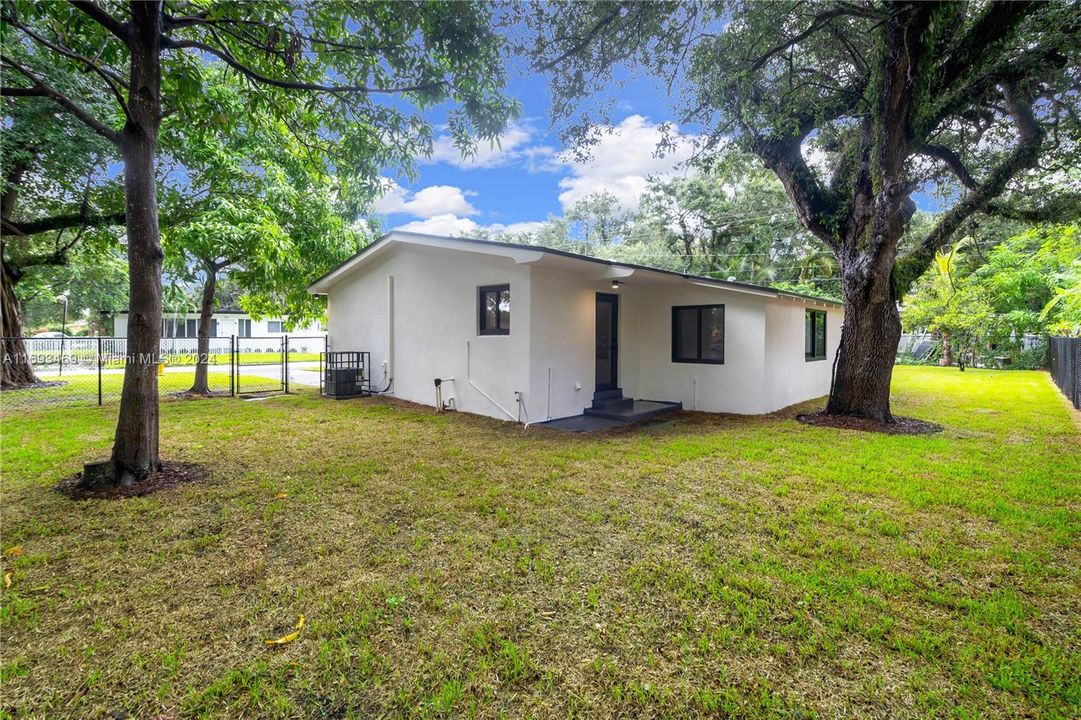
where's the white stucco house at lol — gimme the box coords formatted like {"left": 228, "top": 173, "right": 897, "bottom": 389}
{"left": 308, "top": 231, "right": 843, "bottom": 426}
{"left": 112, "top": 310, "right": 325, "bottom": 340}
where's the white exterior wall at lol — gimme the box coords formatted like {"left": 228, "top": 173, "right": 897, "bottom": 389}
{"left": 327, "top": 245, "right": 532, "bottom": 420}
{"left": 322, "top": 238, "right": 844, "bottom": 421}
{"left": 622, "top": 284, "right": 770, "bottom": 414}
{"left": 112, "top": 313, "right": 324, "bottom": 339}
{"left": 763, "top": 299, "right": 843, "bottom": 411}
{"left": 526, "top": 268, "right": 604, "bottom": 422}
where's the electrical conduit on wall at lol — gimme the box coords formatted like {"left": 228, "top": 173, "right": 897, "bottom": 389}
{"left": 385, "top": 275, "right": 394, "bottom": 390}
{"left": 465, "top": 339, "right": 518, "bottom": 421}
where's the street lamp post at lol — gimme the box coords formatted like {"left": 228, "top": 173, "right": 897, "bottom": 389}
{"left": 58, "top": 292, "right": 69, "bottom": 377}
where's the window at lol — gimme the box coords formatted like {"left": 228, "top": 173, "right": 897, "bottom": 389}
{"left": 238, "top": 319, "right": 252, "bottom": 337}
{"left": 186, "top": 318, "right": 197, "bottom": 338}
{"left": 805, "top": 310, "right": 827, "bottom": 361}
{"left": 268, "top": 320, "right": 284, "bottom": 333}
{"left": 209, "top": 319, "right": 218, "bottom": 337}
{"left": 478, "top": 284, "right": 510, "bottom": 335}
{"left": 672, "top": 305, "right": 724, "bottom": 364}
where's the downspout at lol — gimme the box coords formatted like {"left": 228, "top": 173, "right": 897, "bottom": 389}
{"left": 385, "top": 275, "right": 395, "bottom": 391}
{"left": 546, "top": 367, "right": 552, "bottom": 421}
{"left": 465, "top": 339, "right": 518, "bottom": 421}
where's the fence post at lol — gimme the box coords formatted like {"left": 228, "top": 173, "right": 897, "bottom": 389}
{"left": 284, "top": 335, "right": 290, "bottom": 394}
{"left": 230, "top": 335, "right": 236, "bottom": 397}
{"left": 97, "top": 335, "right": 103, "bottom": 405}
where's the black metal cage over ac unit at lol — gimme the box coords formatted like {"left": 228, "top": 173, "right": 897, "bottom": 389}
{"left": 321, "top": 351, "right": 371, "bottom": 398}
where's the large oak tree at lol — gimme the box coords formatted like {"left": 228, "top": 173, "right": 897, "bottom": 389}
{"left": 2, "top": 0, "right": 516, "bottom": 484}
{"left": 529, "top": 0, "right": 1080, "bottom": 422}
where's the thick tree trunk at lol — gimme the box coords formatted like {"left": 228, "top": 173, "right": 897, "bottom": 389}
{"left": 826, "top": 278, "right": 902, "bottom": 422}
{"left": 1, "top": 155, "right": 41, "bottom": 388}
{"left": 93, "top": 3, "right": 164, "bottom": 487}
{"left": 189, "top": 263, "right": 217, "bottom": 394}
{"left": 939, "top": 334, "right": 952, "bottom": 366}
{"left": 1, "top": 260, "right": 40, "bottom": 388}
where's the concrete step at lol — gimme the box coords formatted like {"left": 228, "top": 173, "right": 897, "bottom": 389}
{"left": 584, "top": 399, "right": 682, "bottom": 423}
{"left": 591, "top": 387, "right": 630, "bottom": 411}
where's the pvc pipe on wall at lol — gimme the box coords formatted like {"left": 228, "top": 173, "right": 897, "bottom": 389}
{"left": 465, "top": 339, "right": 518, "bottom": 421}
{"left": 386, "top": 275, "right": 395, "bottom": 387}
{"left": 546, "top": 367, "right": 552, "bottom": 421}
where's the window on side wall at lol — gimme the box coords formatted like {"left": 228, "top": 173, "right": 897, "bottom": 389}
{"left": 478, "top": 284, "right": 510, "bottom": 335}
{"left": 268, "top": 320, "right": 284, "bottom": 333}
{"left": 805, "top": 310, "right": 827, "bottom": 361}
{"left": 239, "top": 319, "right": 252, "bottom": 338}
{"left": 672, "top": 305, "right": 724, "bottom": 364}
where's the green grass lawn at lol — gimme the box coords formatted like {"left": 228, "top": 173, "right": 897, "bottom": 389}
{"left": 0, "top": 368, "right": 296, "bottom": 409}
{"left": 1, "top": 367, "right": 1078, "bottom": 719}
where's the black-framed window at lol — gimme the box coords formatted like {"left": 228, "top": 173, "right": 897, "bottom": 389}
{"left": 672, "top": 304, "right": 724, "bottom": 364}
{"left": 805, "top": 310, "right": 827, "bottom": 361}
{"left": 478, "top": 284, "right": 510, "bottom": 335}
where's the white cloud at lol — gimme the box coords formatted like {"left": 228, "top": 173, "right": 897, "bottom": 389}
{"left": 373, "top": 181, "right": 478, "bottom": 218}
{"left": 424, "top": 120, "right": 558, "bottom": 171}
{"left": 394, "top": 215, "right": 547, "bottom": 238}
{"left": 396, "top": 213, "right": 481, "bottom": 236}
{"left": 555, "top": 115, "right": 698, "bottom": 212}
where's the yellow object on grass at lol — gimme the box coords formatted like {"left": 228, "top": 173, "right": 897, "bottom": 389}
{"left": 265, "top": 614, "right": 305, "bottom": 646}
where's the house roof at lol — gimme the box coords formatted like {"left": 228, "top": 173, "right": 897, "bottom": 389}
{"left": 307, "top": 231, "right": 844, "bottom": 308}
{"left": 112, "top": 309, "right": 280, "bottom": 317}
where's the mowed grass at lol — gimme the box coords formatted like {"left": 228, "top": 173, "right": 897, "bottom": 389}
{"left": 0, "top": 367, "right": 306, "bottom": 409}
{"left": 1, "top": 366, "right": 1078, "bottom": 719}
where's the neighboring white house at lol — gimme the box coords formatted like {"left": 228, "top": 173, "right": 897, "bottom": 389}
{"left": 112, "top": 310, "right": 325, "bottom": 340}
{"left": 308, "top": 231, "right": 843, "bottom": 424}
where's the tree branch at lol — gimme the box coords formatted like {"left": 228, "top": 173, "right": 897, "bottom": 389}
{"left": 67, "top": 0, "right": 130, "bottom": 43}
{"left": 0, "top": 86, "right": 49, "bottom": 97}
{"left": 3, "top": 10, "right": 131, "bottom": 116}
{"left": 0, "top": 56, "right": 120, "bottom": 144}
{"left": 2, "top": 210, "right": 126, "bottom": 237}
{"left": 899, "top": 86, "right": 1044, "bottom": 289}
{"left": 753, "top": 134, "right": 842, "bottom": 251}
{"left": 534, "top": 2, "right": 632, "bottom": 72}
{"left": 918, "top": 144, "right": 978, "bottom": 190}
{"left": 750, "top": 4, "right": 884, "bottom": 71}
{"left": 162, "top": 37, "right": 447, "bottom": 95}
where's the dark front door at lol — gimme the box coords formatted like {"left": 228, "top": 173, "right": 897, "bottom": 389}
{"left": 595, "top": 292, "right": 619, "bottom": 391}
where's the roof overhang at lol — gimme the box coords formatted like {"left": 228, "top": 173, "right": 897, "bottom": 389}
{"left": 308, "top": 231, "right": 544, "bottom": 294}
{"left": 308, "top": 231, "right": 844, "bottom": 310}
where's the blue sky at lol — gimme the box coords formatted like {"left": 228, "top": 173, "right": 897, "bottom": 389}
{"left": 371, "top": 60, "right": 943, "bottom": 237}
{"left": 371, "top": 65, "right": 710, "bottom": 236}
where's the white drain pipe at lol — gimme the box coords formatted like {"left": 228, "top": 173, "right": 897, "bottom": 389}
{"left": 466, "top": 339, "right": 518, "bottom": 421}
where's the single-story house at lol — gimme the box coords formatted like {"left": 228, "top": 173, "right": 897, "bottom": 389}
{"left": 308, "top": 231, "right": 843, "bottom": 425}
{"left": 112, "top": 310, "right": 325, "bottom": 340}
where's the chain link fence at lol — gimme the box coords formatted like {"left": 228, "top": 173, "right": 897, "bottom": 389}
{"left": 1, "top": 335, "right": 326, "bottom": 412}
{"left": 1049, "top": 336, "right": 1080, "bottom": 409}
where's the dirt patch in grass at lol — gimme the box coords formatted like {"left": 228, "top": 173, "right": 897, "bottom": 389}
{"left": 2, "top": 380, "right": 67, "bottom": 391}
{"left": 54, "top": 461, "right": 206, "bottom": 500}
{"left": 168, "top": 390, "right": 232, "bottom": 399}
{"left": 796, "top": 411, "right": 944, "bottom": 434}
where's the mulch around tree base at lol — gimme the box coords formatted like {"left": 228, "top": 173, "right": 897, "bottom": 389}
{"left": 55, "top": 461, "right": 206, "bottom": 500}
{"left": 795, "top": 412, "right": 944, "bottom": 435}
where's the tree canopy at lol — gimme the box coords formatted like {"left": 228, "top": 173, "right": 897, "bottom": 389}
{"left": 528, "top": 0, "right": 1081, "bottom": 421}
